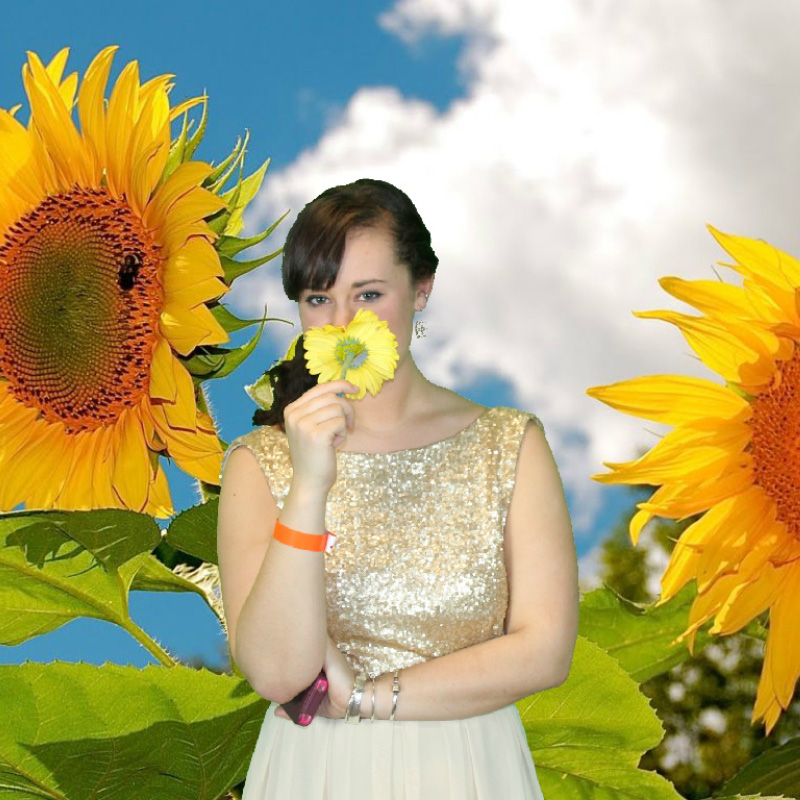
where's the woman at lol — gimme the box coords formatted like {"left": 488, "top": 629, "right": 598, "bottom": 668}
{"left": 217, "top": 178, "right": 578, "bottom": 798}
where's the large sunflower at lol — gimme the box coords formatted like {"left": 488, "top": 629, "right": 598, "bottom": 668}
{"left": 0, "top": 47, "right": 232, "bottom": 517}
{"left": 586, "top": 224, "right": 800, "bottom": 734}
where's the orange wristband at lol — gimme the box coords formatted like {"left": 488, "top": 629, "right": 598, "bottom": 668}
{"left": 273, "top": 519, "right": 337, "bottom": 552}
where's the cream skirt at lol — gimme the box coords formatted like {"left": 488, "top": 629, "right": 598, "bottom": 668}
{"left": 241, "top": 700, "right": 545, "bottom": 799}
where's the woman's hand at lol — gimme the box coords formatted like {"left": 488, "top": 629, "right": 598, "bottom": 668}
{"left": 283, "top": 379, "right": 358, "bottom": 495}
{"left": 274, "top": 635, "right": 355, "bottom": 721}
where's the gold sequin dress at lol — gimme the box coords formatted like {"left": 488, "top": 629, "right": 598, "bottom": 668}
{"left": 221, "top": 406, "right": 546, "bottom": 800}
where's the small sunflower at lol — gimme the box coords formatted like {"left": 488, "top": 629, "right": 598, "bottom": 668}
{"left": 586, "top": 224, "right": 800, "bottom": 734}
{"left": 0, "top": 46, "right": 269, "bottom": 517}
{"left": 303, "top": 308, "right": 399, "bottom": 400}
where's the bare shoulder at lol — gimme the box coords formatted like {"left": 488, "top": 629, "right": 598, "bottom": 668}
{"left": 427, "top": 387, "right": 488, "bottom": 429}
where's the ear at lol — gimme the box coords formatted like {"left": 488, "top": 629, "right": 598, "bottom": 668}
{"left": 416, "top": 274, "right": 435, "bottom": 300}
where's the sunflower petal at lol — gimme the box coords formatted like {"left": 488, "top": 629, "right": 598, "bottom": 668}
{"left": 43, "top": 47, "right": 70, "bottom": 86}
{"left": 76, "top": 45, "right": 118, "bottom": 184}
{"left": 594, "top": 423, "right": 749, "bottom": 486}
{"left": 127, "top": 75, "right": 171, "bottom": 214}
{"left": 143, "top": 160, "right": 215, "bottom": 230}
{"left": 711, "top": 555, "right": 786, "bottom": 636}
{"left": 128, "top": 138, "right": 166, "bottom": 218}
{"left": 157, "top": 186, "right": 227, "bottom": 247}
{"left": 0, "top": 420, "right": 66, "bottom": 510}
{"left": 22, "top": 51, "right": 90, "bottom": 188}
{"left": 658, "top": 276, "right": 763, "bottom": 321}
{"left": 708, "top": 224, "right": 800, "bottom": 291}
{"left": 44, "top": 48, "right": 79, "bottom": 110}
{"left": 657, "top": 490, "right": 758, "bottom": 607}
{"left": 164, "top": 236, "right": 225, "bottom": 285}
{"left": 632, "top": 309, "right": 782, "bottom": 386}
{"left": 765, "top": 560, "right": 800, "bottom": 708}
{"left": 110, "top": 406, "right": 150, "bottom": 512}
{"left": 586, "top": 373, "right": 749, "bottom": 426}
{"left": 104, "top": 59, "right": 141, "bottom": 197}
{"left": 0, "top": 122, "right": 45, "bottom": 208}
{"left": 694, "top": 489, "right": 775, "bottom": 593}
{"left": 636, "top": 459, "right": 754, "bottom": 519}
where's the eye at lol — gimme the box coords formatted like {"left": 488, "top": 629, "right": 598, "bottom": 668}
{"left": 305, "top": 291, "right": 382, "bottom": 306}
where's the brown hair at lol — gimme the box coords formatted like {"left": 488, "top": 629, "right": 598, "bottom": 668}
{"left": 252, "top": 178, "right": 438, "bottom": 431}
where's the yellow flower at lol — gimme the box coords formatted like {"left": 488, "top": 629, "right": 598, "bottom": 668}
{"left": 303, "top": 308, "right": 398, "bottom": 400}
{"left": 0, "top": 46, "right": 231, "bottom": 516}
{"left": 586, "top": 224, "right": 800, "bottom": 734}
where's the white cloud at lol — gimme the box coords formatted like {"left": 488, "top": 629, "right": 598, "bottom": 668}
{"left": 237, "top": 0, "right": 800, "bottom": 544}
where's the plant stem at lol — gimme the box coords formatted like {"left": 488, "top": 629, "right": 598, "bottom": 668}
{"left": 123, "top": 619, "right": 179, "bottom": 666}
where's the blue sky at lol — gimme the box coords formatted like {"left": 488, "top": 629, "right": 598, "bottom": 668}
{"left": 4, "top": 0, "right": 799, "bottom": 673}
{"left": 0, "top": 0, "right": 467, "bottom": 173}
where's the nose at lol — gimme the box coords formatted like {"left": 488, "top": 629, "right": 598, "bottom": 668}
{"left": 331, "top": 309, "right": 356, "bottom": 330}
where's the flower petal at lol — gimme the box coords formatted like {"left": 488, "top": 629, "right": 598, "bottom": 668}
{"left": 143, "top": 160, "right": 215, "bottom": 230}
{"left": 77, "top": 45, "right": 118, "bottom": 184}
{"left": 22, "top": 51, "right": 90, "bottom": 188}
{"left": 104, "top": 59, "right": 140, "bottom": 197}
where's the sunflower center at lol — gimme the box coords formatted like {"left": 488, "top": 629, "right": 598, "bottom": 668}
{"left": 750, "top": 350, "right": 800, "bottom": 538}
{"left": 0, "top": 186, "right": 163, "bottom": 434}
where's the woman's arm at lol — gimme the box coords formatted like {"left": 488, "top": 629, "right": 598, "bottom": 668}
{"left": 360, "top": 629, "right": 565, "bottom": 721}
{"left": 218, "top": 447, "right": 331, "bottom": 703}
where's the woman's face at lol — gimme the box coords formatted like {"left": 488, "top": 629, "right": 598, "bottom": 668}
{"left": 297, "top": 224, "right": 429, "bottom": 357}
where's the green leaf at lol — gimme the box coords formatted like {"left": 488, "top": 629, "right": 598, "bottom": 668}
{"left": 130, "top": 551, "right": 207, "bottom": 596}
{"left": 164, "top": 496, "right": 220, "bottom": 565}
{"left": 578, "top": 582, "right": 711, "bottom": 682}
{"left": 183, "top": 93, "right": 208, "bottom": 162}
{"left": 217, "top": 157, "right": 271, "bottom": 237}
{"left": 205, "top": 193, "right": 235, "bottom": 235}
{"left": 160, "top": 108, "right": 191, "bottom": 185}
{"left": 212, "top": 299, "right": 294, "bottom": 336}
{"left": 0, "top": 508, "right": 160, "bottom": 645}
{"left": 718, "top": 737, "right": 800, "bottom": 798}
{"left": 220, "top": 246, "right": 281, "bottom": 282}
{"left": 216, "top": 208, "right": 290, "bottom": 259}
{"left": 205, "top": 135, "right": 243, "bottom": 188}
{"left": 519, "top": 634, "right": 683, "bottom": 799}
{"left": 205, "top": 130, "right": 250, "bottom": 193}
{"left": 578, "top": 582, "right": 768, "bottom": 683}
{"left": 0, "top": 661, "right": 267, "bottom": 799}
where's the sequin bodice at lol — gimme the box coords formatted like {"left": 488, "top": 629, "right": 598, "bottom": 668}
{"left": 219, "top": 406, "right": 544, "bottom": 676}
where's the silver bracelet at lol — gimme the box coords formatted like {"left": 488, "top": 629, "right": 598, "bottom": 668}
{"left": 389, "top": 669, "right": 400, "bottom": 721}
{"left": 369, "top": 672, "right": 377, "bottom": 722}
{"left": 344, "top": 672, "right": 367, "bottom": 724}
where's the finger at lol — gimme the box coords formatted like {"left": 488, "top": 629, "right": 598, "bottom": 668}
{"left": 336, "top": 380, "right": 358, "bottom": 398}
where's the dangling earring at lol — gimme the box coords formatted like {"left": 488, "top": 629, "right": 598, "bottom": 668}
{"left": 414, "top": 292, "right": 429, "bottom": 339}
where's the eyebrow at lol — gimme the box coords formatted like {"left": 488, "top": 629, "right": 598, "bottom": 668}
{"left": 351, "top": 279, "right": 387, "bottom": 287}
{"left": 306, "top": 279, "right": 388, "bottom": 292}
